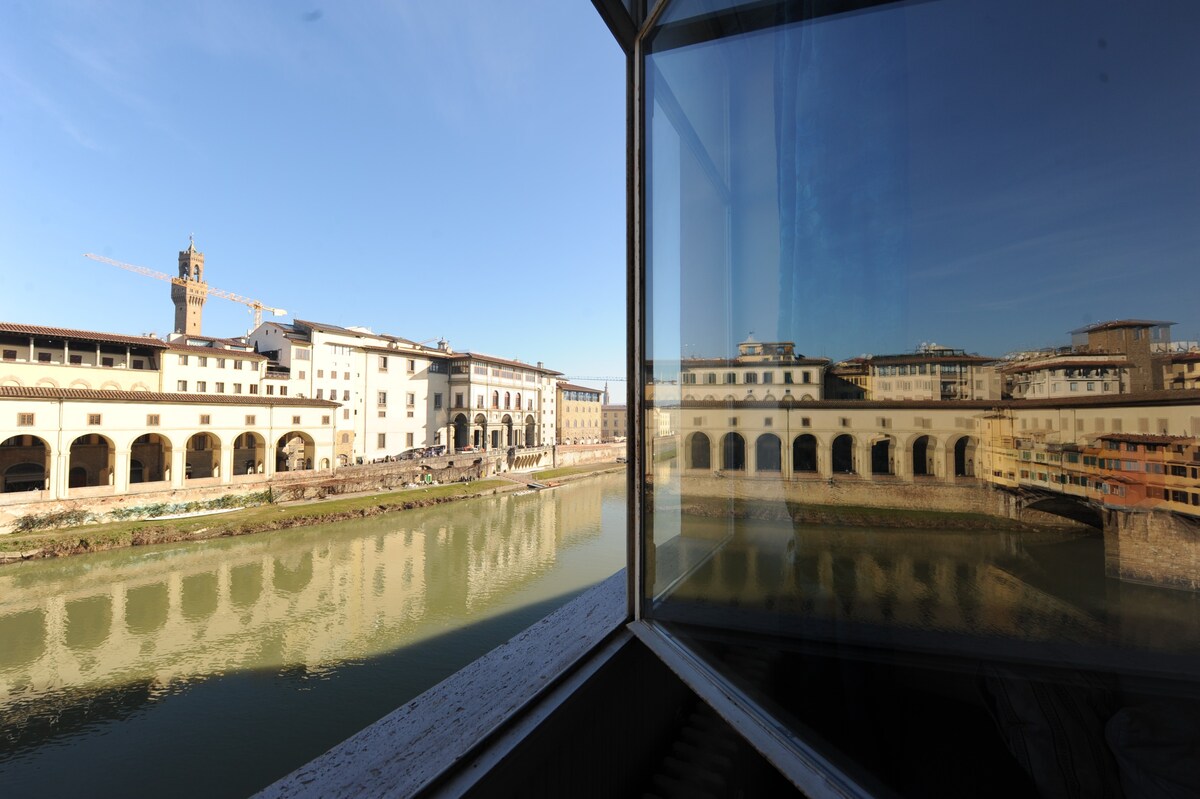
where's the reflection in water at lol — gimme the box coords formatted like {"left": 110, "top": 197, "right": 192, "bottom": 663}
{"left": 662, "top": 517, "right": 1200, "bottom": 663}
{"left": 0, "top": 473, "right": 626, "bottom": 798}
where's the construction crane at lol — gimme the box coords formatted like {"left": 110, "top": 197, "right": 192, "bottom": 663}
{"left": 84, "top": 253, "right": 287, "bottom": 330}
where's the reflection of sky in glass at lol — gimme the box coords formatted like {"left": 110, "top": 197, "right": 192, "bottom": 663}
{"left": 648, "top": 0, "right": 1200, "bottom": 365}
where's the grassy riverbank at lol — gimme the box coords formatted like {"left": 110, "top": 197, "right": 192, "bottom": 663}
{"left": 0, "top": 479, "right": 515, "bottom": 563}
{"left": 0, "top": 462, "right": 631, "bottom": 564}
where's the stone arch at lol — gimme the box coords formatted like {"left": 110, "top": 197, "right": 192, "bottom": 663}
{"left": 702, "top": 394, "right": 715, "bottom": 401}
{"left": 1, "top": 435, "right": 50, "bottom": 492}
{"left": 186, "top": 432, "right": 223, "bottom": 479}
{"left": 276, "top": 431, "right": 314, "bottom": 472}
{"left": 762, "top": 393, "right": 777, "bottom": 402}
{"left": 35, "top": 377, "right": 60, "bottom": 388}
{"left": 524, "top": 415, "right": 536, "bottom": 447}
{"left": 799, "top": 394, "right": 815, "bottom": 401}
{"left": 755, "top": 434, "right": 782, "bottom": 472}
{"left": 721, "top": 433, "right": 746, "bottom": 471}
{"left": 69, "top": 433, "right": 115, "bottom": 487}
{"left": 99, "top": 380, "right": 122, "bottom": 390}
{"left": 687, "top": 432, "right": 711, "bottom": 470}
{"left": 0, "top": 375, "right": 21, "bottom": 386}
{"left": 910, "top": 434, "right": 933, "bottom": 477}
{"left": 502, "top": 414, "right": 514, "bottom": 447}
{"left": 320, "top": 457, "right": 330, "bottom": 469}
{"left": 130, "top": 433, "right": 172, "bottom": 483}
{"left": 871, "top": 435, "right": 896, "bottom": 475}
{"left": 454, "top": 414, "right": 470, "bottom": 449}
{"left": 473, "top": 413, "right": 488, "bottom": 449}
{"left": 69, "top": 379, "right": 92, "bottom": 390}
{"left": 131, "top": 382, "right": 153, "bottom": 391}
{"left": 832, "top": 434, "right": 855, "bottom": 474}
{"left": 793, "top": 434, "right": 818, "bottom": 473}
{"left": 952, "top": 435, "right": 977, "bottom": 477}
{"left": 233, "top": 432, "right": 266, "bottom": 475}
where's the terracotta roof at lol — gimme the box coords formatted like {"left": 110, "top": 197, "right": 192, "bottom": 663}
{"left": 0, "top": 386, "right": 337, "bottom": 406}
{"left": 451, "top": 352, "right": 563, "bottom": 376}
{"left": 1168, "top": 352, "right": 1200, "bottom": 362}
{"left": 165, "top": 342, "right": 267, "bottom": 359}
{"left": 558, "top": 382, "right": 602, "bottom": 394}
{"left": 0, "top": 322, "right": 166, "bottom": 349}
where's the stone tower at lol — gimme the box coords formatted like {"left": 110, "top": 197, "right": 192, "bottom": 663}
{"left": 172, "top": 237, "right": 208, "bottom": 335}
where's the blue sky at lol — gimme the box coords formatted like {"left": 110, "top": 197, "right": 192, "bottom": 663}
{"left": 0, "top": 2, "right": 626, "bottom": 395}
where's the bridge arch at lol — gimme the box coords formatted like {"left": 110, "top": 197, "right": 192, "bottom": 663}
{"left": 721, "top": 433, "right": 746, "bottom": 471}
{"left": 187, "top": 432, "right": 223, "bottom": 479}
{"left": 951, "top": 435, "right": 977, "bottom": 477}
{"left": 276, "top": 431, "right": 314, "bottom": 472}
{"left": 1, "top": 435, "right": 50, "bottom": 492}
{"left": 130, "top": 433, "right": 172, "bottom": 484}
{"left": 686, "top": 432, "right": 711, "bottom": 470}
{"left": 793, "top": 434, "right": 818, "bottom": 473}
{"left": 831, "top": 434, "right": 856, "bottom": 474}
{"left": 233, "top": 432, "right": 266, "bottom": 475}
{"left": 755, "top": 434, "right": 781, "bottom": 473}
{"left": 69, "top": 433, "right": 114, "bottom": 487}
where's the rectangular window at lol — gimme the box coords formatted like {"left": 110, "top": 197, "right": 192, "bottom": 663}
{"left": 322, "top": 415, "right": 331, "bottom": 425}
{"left": 217, "top": 358, "right": 226, "bottom": 368}
{"left": 234, "top": 360, "right": 244, "bottom": 370}
{"left": 378, "top": 391, "right": 387, "bottom": 407}
{"left": 215, "top": 382, "right": 225, "bottom": 393}
{"left": 245, "top": 415, "right": 256, "bottom": 425}
{"left": 177, "top": 380, "right": 188, "bottom": 392}
{"left": 408, "top": 359, "right": 416, "bottom": 373}
{"left": 406, "top": 433, "right": 415, "bottom": 447}
{"left": 2, "top": 349, "right": 16, "bottom": 361}
{"left": 147, "top": 414, "right": 159, "bottom": 426}
{"left": 281, "top": 387, "right": 288, "bottom": 396}
{"left": 379, "top": 355, "right": 388, "bottom": 371}
{"left": 233, "top": 383, "right": 243, "bottom": 394}
{"left": 377, "top": 433, "right": 386, "bottom": 448}
{"left": 249, "top": 385, "right": 258, "bottom": 395}
{"left": 293, "top": 415, "right": 301, "bottom": 425}
{"left": 37, "top": 352, "right": 51, "bottom": 363}
{"left": 343, "top": 409, "right": 350, "bottom": 420}
{"left": 317, "top": 369, "right": 324, "bottom": 378}
{"left": 179, "top": 355, "right": 188, "bottom": 365}
{"left": 18, "top": 412, "right": 35, "bottom": 426}
{"left": 434, "top": 393, "right": 443, "bottom": 409}
{"left": 69, "top": 354, "right": 83, "bottom": 365}
{"left": 197, "top": 381, "right": 207, "bottom": 393}
{"left": 406, "top": 392, "right": 416, "bottom": 407}
{"left": 199, "top": 414, "right": 210, "bottom": 425}
{"left": 455, "top": 392, "right": 464, "bottom": 408}
{"left": 198, "top": 357, "right": 207, "bottom": 367}
{"left": 267, "top": 385, "right": 276, "bottom": 395}
{"left": 343, "top": 372, "right": 349, "bottom": 380}
{"left": 342, "top": 390, "right": 349, "bottom": 401}
{"left": 87, "top": 414, "right": 102, "bottom": 426}
{"left": 317, "top": 389, "right": 324, "bottom": 399}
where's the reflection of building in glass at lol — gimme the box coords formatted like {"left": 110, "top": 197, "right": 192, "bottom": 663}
{"left": 867, "top": 344, "right": 998, "bottom": 401}
{"left": 680, "top": 337, "right": 829, "bottom": 403}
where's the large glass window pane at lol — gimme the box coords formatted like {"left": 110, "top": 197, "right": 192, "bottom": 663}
{"left": 642, "top": 0, "right": 1200, "bottom": 793}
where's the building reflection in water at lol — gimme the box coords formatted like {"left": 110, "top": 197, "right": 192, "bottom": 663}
{"left": 0, "top": 475, "right": 614, "bottom": 716}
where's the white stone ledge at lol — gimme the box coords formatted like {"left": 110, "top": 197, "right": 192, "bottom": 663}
{"left": 255, "top": 569, "right": 629, "bottom": 799}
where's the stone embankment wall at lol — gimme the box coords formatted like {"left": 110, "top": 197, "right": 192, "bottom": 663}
{"left": 0, "top": 456, "right": 490, "bottom": 534}
{"left": 555, "top": 443, "right": 626, "bottom": 468}
{"left": 1104, "top": 509, "right": 1200, "bottom": 591}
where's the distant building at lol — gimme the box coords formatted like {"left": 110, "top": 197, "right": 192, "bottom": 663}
{"left": 1163, "top": 352, "right": 1200, "bottom": 391}
{"left": 868, "top": 344, "right": 998, "bottom": 401}
{"left": 826, "top": 358, "right": 870, "bottom": 400}
{"left": 447, "top": 354, "right": 561, "bottom": 451}
{"left": 557, "top": 382, "right": 602, "bottom": 444}
{"left": 0, "top": 321, "right": 336, "bottom": 499}
{"left": 1070, "top": 319, "right": 1175, "bottom": 393}
{"left": 171, "top": 240, "right": 208, "bottom": 336}
{"left": 251, "top": 320, "right": 449, "bottom": 465}
{"left": 1002, "top": 350, "right": 1130, "bottom": 400}
{"left": 601, "top": 404, "right": 627, "bottom": 441}
{"left": 679, "top": 337, "right": 828, "bottom": 403}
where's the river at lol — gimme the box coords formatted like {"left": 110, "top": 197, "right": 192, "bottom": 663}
{"left": 0, "top": 473, "right": 627, "bottom": 798}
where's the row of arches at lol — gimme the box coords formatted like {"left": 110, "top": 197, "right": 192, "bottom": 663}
{"left": 1, "top": 431, "right": 320, "bottom": 494}
{"left": 686, "top": 432, "right": 976, "bottom": 478}
{"left": 0, "top": 376, "right": 154, "bottom": 392}
{"left": 453, "top": 414, "right": 538, "bottom": 451}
